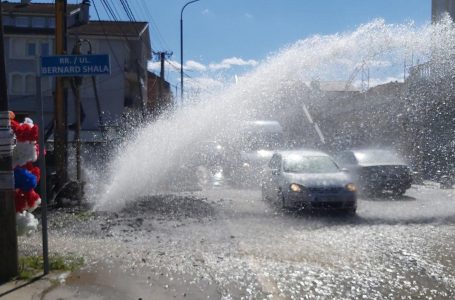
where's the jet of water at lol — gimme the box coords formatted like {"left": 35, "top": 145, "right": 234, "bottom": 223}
{"left": 93, "top": 18, "right": 455, "bottom": 211}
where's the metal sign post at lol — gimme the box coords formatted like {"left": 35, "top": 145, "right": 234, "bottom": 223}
{"left": 35, "top": 60, "right": 49, "bottom": 274}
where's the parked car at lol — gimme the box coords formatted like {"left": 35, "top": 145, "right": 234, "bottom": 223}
{"left": 334, "top": 149, "right": 412, "bottom": 196}
{"left": 261, "top": 150, "right": 357, "bottom": 213}
{"left": 225, "top": 120, "right": 285, "bottom": 187}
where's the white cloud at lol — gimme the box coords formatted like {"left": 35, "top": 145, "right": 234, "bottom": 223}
{"left": 185, "top": 60, "right": 207, "bottom": 72}
{"left": 148, "top": 59, "right": 207, "bottom": 73}
{"left": 147, "top": 60, "right": 160, "bottom": 71}
{"left": 146, "top": 57, "right": 255, "bottom": 96}
{"left": 148, "top": 59, "right": 181, "bottom": 72}
{"left": 147, "top": 56, "right": 258, "bottom": 75}
{"left": 209, "top": 57, "right": 258, "bottom": 70}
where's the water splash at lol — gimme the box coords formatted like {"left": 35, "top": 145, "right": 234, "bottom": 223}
{"left": 93, "top": 18, "right": 455, "bottom": 211}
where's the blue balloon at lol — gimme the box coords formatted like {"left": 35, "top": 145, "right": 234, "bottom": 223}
{"left": 14, "top": 167, "right": 37, "bottom": 191}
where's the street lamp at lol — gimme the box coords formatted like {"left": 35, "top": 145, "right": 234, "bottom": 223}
{"left": 180, "top": 0, "right": 201, "bottom": 103}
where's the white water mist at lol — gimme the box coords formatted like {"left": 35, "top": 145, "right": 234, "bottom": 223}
{"left": 92, "top": 18, "right": 455, "bottom": 211}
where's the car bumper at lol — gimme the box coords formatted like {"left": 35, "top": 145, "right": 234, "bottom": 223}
{"left": 284, "top": 191, "right": 357, "bottom": 210}
{"left": 362, "top": 179, "right": 412, "bottom": 191}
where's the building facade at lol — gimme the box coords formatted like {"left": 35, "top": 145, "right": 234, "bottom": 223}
{"left": 147, "top": 71, "right": 172, "bottom": 119}
{"left": 2, "top": 0, "right": 151, "bottom": 138}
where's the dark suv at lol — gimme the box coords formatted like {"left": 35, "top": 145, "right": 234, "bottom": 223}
{"left": 334, "top": 149, "right": 412, "bottom": 196}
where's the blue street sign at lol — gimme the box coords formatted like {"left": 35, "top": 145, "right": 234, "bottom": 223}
{"left": 40, "top": 54, "right": 111, "bottom": 77}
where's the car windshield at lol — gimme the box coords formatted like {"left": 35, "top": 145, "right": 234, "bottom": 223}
{"left": 283, "top": 155, "right": 340, "bottom": 173}
{"left": 354, "top": 150, "right": 406, "bottom": 165}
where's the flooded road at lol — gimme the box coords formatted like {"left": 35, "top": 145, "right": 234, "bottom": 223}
{"left": 34, "top": 19, "right": 455, "bottom": 299}
{"left": 20, "top": 183, "right": 455, "bottom": 299}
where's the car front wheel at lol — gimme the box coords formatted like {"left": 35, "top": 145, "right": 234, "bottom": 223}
{"left": 392, "top": 188, "right": 406, "bottom": 196}
{"left": 342, "top": 207, "right": 356, "bottom": 216}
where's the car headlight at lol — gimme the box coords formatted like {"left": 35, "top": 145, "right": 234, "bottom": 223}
{"left": 345, "top": 183, "right": 357, "bottom": 192}
{"left": 290, "top": 183, "right": 303, "bottom": 192}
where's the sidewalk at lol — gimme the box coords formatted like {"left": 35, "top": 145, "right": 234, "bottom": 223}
{"left": 0, "top": 264, "right": 220, "bottom": 300}
{"left": 0, "top": 272, "right": 68, "bottom": 300}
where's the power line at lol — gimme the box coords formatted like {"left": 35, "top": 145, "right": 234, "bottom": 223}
{"left": 104, "top": 1, "right": 174, "bottom": 83}
{"left": 100, "top": 0, "right": 120, "bottom": 21}
{"left": 112, "top": 0, "right": 172, "bottom": 55}
{"left": 166, "top": 58, "right": 193, "bottom": 79}
{"left": 137, "top": 0, "right": 171, "bottom": 51}
{"left": 99, "top": 0, "right": 153, "bottom": 58}
{"left": 92, "top": 0, "right": 124, "bottom": 71}
{"left": 119, "top": 0, "right": 136, "bottom": 22}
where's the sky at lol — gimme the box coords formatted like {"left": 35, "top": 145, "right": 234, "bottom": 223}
{"left": 43, "top": 0, "right": 432, "bottom": 91}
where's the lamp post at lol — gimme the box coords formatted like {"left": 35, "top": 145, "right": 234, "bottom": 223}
{"left": 180, "top": 0, "right": 201, "bottom": 103}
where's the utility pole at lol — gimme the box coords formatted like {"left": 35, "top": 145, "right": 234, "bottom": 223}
{"left": 71, "top": 41, "right": 82, "bottom": 203}
{"left": 160, "top": 52, "right": 165, "bottom": 80}
{"left": 155, "top": 51, "right": 172, "bottom": 101}
{"left": 152, "top": 51, "right": 172, "bottom": 112}
{"left": 0, "top": 2, "right": 19, "bottom": 282}
{"left": 54, "top": 0, "right": 68, "bottom": 192}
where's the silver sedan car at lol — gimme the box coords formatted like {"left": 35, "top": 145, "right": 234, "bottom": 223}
{"left": 261, "top": 150, "right": 357, "bottom": 214}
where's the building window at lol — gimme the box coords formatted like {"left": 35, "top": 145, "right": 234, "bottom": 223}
{"left": 10, "top": 38, "right": 52, "bottom": 59}
{"left": 9, "top": 73, "right": 37, "bottom": 95}
{"left": 15, "top": 17, "right": 29, "bottom": 27}
{"left": 48, "top": 17, "right": 55, "bottom": 28}
{"left": 31, "top": 17, "right": 46, "bottom": 28}
{"left": 26, "top": 42, "right": 36, "bottom": 56}
{"left": 10, "top": 38, "right": 26, "bottom": 58}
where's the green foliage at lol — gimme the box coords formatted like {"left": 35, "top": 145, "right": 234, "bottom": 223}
{"left": 18, "top": 254, "right": 84, "bottom": 280}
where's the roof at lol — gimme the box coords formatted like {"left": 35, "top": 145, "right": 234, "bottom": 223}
{"left": 278, "top": 150, "right": 331, "bottom": 158}
{"left": 311, "top": 80, "right": 359, "bottom": 92}
{"left": 1, "top": 1, "right": 80, "bottom": 15}
{"left": 68, "top": 21, "right": 149, "bottom": 38}
{"left": 341, "top": 148, "right": 399, "bottom": 154}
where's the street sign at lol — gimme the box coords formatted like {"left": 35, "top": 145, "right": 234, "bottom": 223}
{"left": 40, "top": 54, "right": 111, "bottom": 77}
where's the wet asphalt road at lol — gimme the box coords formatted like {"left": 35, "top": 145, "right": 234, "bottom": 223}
{"left": 20, "top": 182, "right": 455, "bottom": 300}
